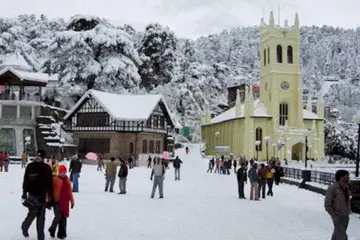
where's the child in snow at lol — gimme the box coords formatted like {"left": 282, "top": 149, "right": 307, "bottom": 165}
{"left": 49, "top": 165, "right": 75, "bottom": 239}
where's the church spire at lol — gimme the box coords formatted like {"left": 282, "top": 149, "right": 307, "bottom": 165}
{"left": 269, "top": 11, "right": 275, "bottom": 27}
{"left": 294, "top": 13, "right": 299, "bottom": 29}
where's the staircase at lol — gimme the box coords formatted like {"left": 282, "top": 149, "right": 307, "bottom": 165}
{"left": 35, "top": 105, "right": 77, "bottom": 158}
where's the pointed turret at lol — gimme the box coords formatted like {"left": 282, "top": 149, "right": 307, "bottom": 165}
{"left": 316, "top": 93, "right": 324, "bottom": 118}
{"left": 269, "top": 11, "right": 275, "bottom": 27}
{"left": 294, "top": 13, "right": 299, "bottom": 29}
{"left": 245, "top": 85, "right": 254, "bottom": 117}
{"left": 284, "top": 19, "right": 288, "bottom": 28}
{"left": 235, "top": 89, "right": 242, "bottom": 117}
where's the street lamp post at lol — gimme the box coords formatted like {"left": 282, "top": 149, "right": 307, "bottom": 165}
{"left": 255, "top": 140, "right": 261, "bottom": 160}
{"left": 59, "top": 137, "right": 65, "bottom": 161}
{"left": 304, "top": 130, "right": 312, "bottom": 168}
{"left": 272, "top": 143, "right": 276, "bottom": 159}
{"left": 352, "top": 114, "right": 360, "bottom": 177}
{"left": 264, "top": 136, "right": 270, "bottom": 163}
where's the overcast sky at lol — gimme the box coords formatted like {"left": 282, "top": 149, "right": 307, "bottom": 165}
{"left": 2, "top": 0, "right": 359, "bottom": 38}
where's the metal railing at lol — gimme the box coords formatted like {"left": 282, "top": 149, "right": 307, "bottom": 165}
{"left": 283, "top": 167, "right": 335, "bottom": 186}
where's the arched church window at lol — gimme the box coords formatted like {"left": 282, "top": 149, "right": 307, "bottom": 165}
{"left": 264, "top": 49, "right": 266, "bottom": 66}
{"left": 279, "top": 103, "right": 288, "bottom": 126}
{"left": 276, "top": 45, "right": 283, "bottom": 63}
{"left": 267, "top": 47, "right": 270, "bottom": 64}
{"left": 255, "top": 127, "right": 262, "bottom": 151}
{"left": 287, "top": 46, "right": 293, "bottom": 64}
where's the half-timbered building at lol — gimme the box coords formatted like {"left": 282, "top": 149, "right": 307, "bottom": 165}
{"left": 63, "top": 90, "right": 175, "bottom": 159}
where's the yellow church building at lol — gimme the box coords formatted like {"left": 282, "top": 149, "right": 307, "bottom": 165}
{"left": 201, "top": 12, "right": 325, "bottom": 161}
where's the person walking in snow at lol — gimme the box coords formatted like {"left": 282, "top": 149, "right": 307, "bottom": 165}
{"left": 97, "top": 155, "right": 104, "bottom": 171}
{"left": 214, "top": 158, "right": 220, "bottom": 174}
{"left": 257, "top": 164, "right": 267, "bottom": 199}
{"left": 118, "top": 159, "right": 128, "bottom": 194}
{"left": 185, "top": 146, "right": 189, "bottom": 154}
{"left": 274, "top": 165, "right": 284, "bottom": 185}
{"left": 236, "top": 162, "right": 247, "bottom": 199}
{"left": 147, "top": 156, "right": 152, "bottom": 168}
{"left": 21, "top": 150, "right": 53, "bottom": 240}
{"left": 266, "top": 166, "right": 275, "bottom": 196}
{"left": 21, "top": 151, "right": 28, "bottom": 168}
{"left": 48, "top": 165, "right": 74, "bottom": 239}
{"left": 3, "top": 152, "right": 9, "bottom": 172}
{"left": 248, "top": 164, "right": 259, "bottom": 201}
{"left": 105, "top": 157, "right": 117, "bottom": 192}
{"left": 206, "top": 158, "right": 214, "bottom": 173}
{"left": 150, "top": 157, "right": 165, "bottom": 198}
{"left": 173, "top": 156, "right": 183, "bottom": 181}
{"left": 324, "top": 170, "right": 351, "bottom": 240}
{"left": 233, "top": 159, "right": 238, "bottom": 174}
{"left": 69, "top": 157, "right": 82, "bottom": 192}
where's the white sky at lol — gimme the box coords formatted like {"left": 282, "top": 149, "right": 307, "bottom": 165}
{"left": 2, "top": 0, "right": 359, "bottom": 38}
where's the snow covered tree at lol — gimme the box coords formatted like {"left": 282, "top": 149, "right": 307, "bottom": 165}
{"left": 138, "top": 23, "right": 178, "bottom": 90}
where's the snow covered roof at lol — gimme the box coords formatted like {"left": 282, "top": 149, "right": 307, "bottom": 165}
{"left": 0, "top": 52, "right": 32, "bottom": 71}
{"left": 207, "top": 99, "right": 271, "bottom": 125}
{"left": 64, "top": 89, "right": 175, "bottom": 126}
{"left": 303, "top": 109, "right": 319, "bottom": 119}
{"left": 204, "top": 99, "right": 320, "bottom": 125}
{"left": 0, "top": 66, "right": 58, "bottom": 84}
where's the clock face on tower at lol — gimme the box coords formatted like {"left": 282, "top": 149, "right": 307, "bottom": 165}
{"left": 280, "top": 81, "right": 289, "bottom": 90}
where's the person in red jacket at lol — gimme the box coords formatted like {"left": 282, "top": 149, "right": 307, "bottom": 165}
{"left": 48, "top": 165, "right": 74, "bottom": 239}
{"left": 257, "top": 164, "right": 268, "bottom": 199}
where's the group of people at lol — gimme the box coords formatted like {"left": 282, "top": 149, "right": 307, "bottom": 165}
{"left": 0, "top": 151, "right": 10, "bottom": 172}
{"left": 103, "top": 155, "right": 183, "bottom": 198}
{"left": 207, "top": 156, "right": 284, "bottom": 200}
{"left": 21, "top": 150, "right": 82, "bottom": 240}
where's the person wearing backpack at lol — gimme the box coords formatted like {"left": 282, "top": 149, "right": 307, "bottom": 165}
{"left": 150, "top": 157, "right": 166, "bottom": 198}
{"left": 118, "top": 159, "right": 128, "bottom": 194}
{"left": 173, "top": 156, "right": 183, "bottom": 181}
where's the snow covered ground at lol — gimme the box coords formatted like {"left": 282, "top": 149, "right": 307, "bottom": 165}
{"left": 1, "top": 144, "right": 360, "bottom": 240}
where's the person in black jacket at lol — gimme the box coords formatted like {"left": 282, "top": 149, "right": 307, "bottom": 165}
{"left": 21, "top": 150, "right": 53, "bottom": 240}
{"left": 173, "top": 156, "right": 183, "bottom": 181}
{"left": 118, "top": 159, "right": 128, "bottom": 194}
{"left": 147, "top": 156, "right": 152, "bottom": 168}
{"left": 236, "top": 162, "right": 247, "bottom": 199}
{"left": 69, "top": 157, "right": 82, "bottom": 192}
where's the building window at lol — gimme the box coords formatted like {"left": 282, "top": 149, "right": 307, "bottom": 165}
{"left": 23, "top": 129, "right": 35, "bottom": 156}
{"left": 77, "top": 112, "right": 109, "bottom": 127}
{"left": 146, "top": 117, "right": 151, "bottom": 128}
{"left": 267, "top": 47, "right": 270, "bottom": 64}
{"left": 0, "top": 128, "right": 16, "bottom": 155}
{"left": 276, "top": 45, "right": 282, "bottom": 63}
{"left": 153, "top": 115, "right": 159, "bottom": 128}
{"left": 160, "top": 116, "right": 165, "bottom": 129}
{"left": 155, "top": 140, "right": 161, "bottom": 154}
{"left": 279, "top": 103, "right": 288, "bottom": 126}
{"left": 149, "top": 140, "right": 154, "bottom": 153}
{"left": 129, "top": 142, "right": 134, "bottom": 154}
{"left": 287, "top": 46, "right": 293, "bottom": 64}
{"left": 142, "top": 140, "right": 147, "bottom": 153}
{"left": 255, "top": 127, "right": 262, "bottom": 151}
{"left": 264, "top": 49, "right": 266, "bottom": 66}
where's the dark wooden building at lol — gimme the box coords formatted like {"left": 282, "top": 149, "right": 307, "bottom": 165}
{"left": 63, "top": 90, "right": 175, "bottom": 160}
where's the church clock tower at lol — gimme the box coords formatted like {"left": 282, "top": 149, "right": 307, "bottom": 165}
{"left": 259, "top": 12, "right": 303, "bottom": 128}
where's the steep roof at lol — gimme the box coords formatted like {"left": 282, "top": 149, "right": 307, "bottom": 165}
{"left": 204, "top": 99, "right": 320, "bottom": 125}
{"left": 63, "top": 89, "right": 175, "bottom": 126}
{"left": 0, "top": 66, "right": 58, "bottom": 84}
{"left": 207, "top": 99, "right": 271, "bottom": 125}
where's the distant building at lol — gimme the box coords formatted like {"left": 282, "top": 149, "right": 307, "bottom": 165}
{"left": 0, "top": 53, "right": 73, "bottom": 157}
{"left": 63, "top": 90, "right": 175, "bottom": 159}
{"left": 201, "top": 12, "right": 325, "bottom": 161}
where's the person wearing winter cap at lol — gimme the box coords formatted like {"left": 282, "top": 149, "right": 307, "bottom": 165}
{"left": 21, "top": 150, "right": 53, "bottom": 240}
{"left": 49, "top": 165, "right": 75, "bottom": 239}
